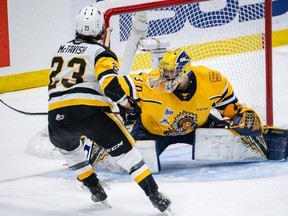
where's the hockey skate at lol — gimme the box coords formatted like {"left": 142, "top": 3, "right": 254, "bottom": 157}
{"left": 149, "top": 191, "right": 172, "bottom": 215}
{"left": 81, "top": 174, "right": 111, "bottom": 208}
{"left": 89, "top": 181, "right": 112, "bottom": 208}
{"left": 89, "top": 181, "right": 107, "bottom": 202}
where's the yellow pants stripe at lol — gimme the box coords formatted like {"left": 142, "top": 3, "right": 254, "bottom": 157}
{"left": 77, "top": 168, "right": 94, "bottom": 181}
{"left": 106, "top": 112, "right": 136, "bottom": 147}
{"left": 134, "top": 168, "right": 151, "bottom": 183}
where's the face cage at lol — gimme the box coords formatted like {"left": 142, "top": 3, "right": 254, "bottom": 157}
{"left": 163, "top": 75, "right": 186, "bottom": 93}
{"left": 160, "top": 67, "right": 185, "bottom": 93}
{"left": 160, "top": 68, "right": 183, "bottom": 80}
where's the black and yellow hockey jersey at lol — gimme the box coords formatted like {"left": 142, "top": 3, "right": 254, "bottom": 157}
{"left": 119, "top": 66, "right": 238, "bottom": 136}
{"left": 48, "top": 39, "right": 126, "bottom": 126}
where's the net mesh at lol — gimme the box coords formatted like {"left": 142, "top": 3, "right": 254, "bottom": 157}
{"left": 26, "top": 126, "right": 62, "bottom": 159}
{"left": 108, "top": 0, "right": 268, "bottom": 123}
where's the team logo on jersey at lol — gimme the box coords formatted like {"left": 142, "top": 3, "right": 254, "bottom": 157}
{"left": 160, "top": 108, "right": 174, "bottom": 125}
{"left": 164, "top": 108, "right": 174, "bottom": 115}
{"left": 164, "top": 111, "right": 197, "bottom": 136}
{"left": 55, "top": 114, "right": 65, "bottom": 121}
{"left": 160, "top": 117, "right": 170, "bottom": 125}
{"left": 147, "top": 76, "right": 160, "bottom": 88}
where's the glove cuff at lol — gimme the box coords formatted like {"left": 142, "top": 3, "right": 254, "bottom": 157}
{"left": 118, "top": 96, "right": 128, "bottom": 107}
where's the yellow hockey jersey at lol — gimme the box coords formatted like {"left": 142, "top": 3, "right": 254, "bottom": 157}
{"left": 119, "top": 66, "right": 237, "bottom": 136}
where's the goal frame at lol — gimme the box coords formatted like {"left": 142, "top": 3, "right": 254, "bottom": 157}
{"left": 103, "top": 0, "right": 273, "bottom": 126}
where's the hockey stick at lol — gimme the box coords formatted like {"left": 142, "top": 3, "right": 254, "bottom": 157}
{"left": 0, "top": 99, "right": 48, "bottom": 116}
{"left": 104, "top": 27, "right": 113, "bottom": 47}
{"left": 118, "top": 12, "right": 147, "bottom": 76}
{"left": 0, "top": 99, "right": 121, "bottom": 116}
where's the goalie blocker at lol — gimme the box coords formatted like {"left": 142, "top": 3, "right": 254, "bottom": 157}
{"left": 87, "top": 126, "right": 288, "bottom": 173}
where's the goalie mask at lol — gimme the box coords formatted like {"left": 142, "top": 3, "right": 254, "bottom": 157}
{"left": 159, "top": 49, "right": 192, "bottom": 93}
{"left": 76, "top": 4, "right": 105, "bottom": 39}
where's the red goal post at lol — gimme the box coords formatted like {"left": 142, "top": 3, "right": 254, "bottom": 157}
{"left": 103, "top": 0, "right": 273, "bottom": 125}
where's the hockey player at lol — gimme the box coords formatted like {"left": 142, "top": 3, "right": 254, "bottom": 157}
{"left": 118, "top": 49, "right": 261, "bottom": 151}
{"left": 116, "top": 48, "right": 288, "bottom": 169}
{"left": 48, "top": 4, "right": 171, "bottom": 213}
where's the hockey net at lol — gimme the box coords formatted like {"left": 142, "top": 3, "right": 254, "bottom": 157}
{"left": 105, "top": 0, "right": 272, "bottom": 124}
{"left": 27, "top": 0, "right": 272, "bottom": 159}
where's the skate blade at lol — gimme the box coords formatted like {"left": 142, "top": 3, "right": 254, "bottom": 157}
{"left": 92, "top": 196, "right": 112, "bottom": 208}
{"left": 76, "top": 180, "right": 85, "bottom": 191}
{"left": 91, "top": 195, "right": 111, "bottom": 208}
{"left": 163, "top": 206, "right": 173, "bottom": 216}
{"left": 101, "top": 199, "right": 112, "bottom": 208}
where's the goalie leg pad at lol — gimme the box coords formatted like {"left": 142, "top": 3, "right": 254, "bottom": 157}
{"left": 135, "top": 140, "right": 160, "bottom": 173}
{"left": 194, "top": 128, "right": 267, "bottom": 162}
{"left": 263, "top": 127, "right": 288, "bottom": 160}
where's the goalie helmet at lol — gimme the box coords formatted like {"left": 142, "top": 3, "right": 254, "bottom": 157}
{"left": 159, "top": 49, "right": 192, "bottom": 93}
{"left": 76, "top": 4, "right": 105, "bottom": 39}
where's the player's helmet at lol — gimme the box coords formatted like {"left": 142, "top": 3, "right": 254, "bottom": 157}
{"left": 76, "top": 4, "right": 105, "bottom": 38}
{"left": 159, "top": 49, "right": 192, "bottom": 92}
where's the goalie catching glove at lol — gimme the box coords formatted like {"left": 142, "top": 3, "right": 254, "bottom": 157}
{"left": 118, "top": 96, "right": 142, "bottom": 126}
{"left": 221, "top": 103, "right": 263, "bottom": 136}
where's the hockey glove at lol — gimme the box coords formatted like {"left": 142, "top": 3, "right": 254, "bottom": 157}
{"left": 118, "top": 96, "right": 142, "bottom": 126}
{"left": 229, "top": 106, "right": 262, "bottom": 136}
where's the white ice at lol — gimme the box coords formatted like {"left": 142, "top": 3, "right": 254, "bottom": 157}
{"left": 0, "top": 45, "right": 288, "bottom": 216}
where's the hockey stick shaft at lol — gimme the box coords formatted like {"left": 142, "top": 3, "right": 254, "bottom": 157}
{"left": 0, "top": 99, "right": 48, "bottom": 116}
{"left": 0, "top": 99, "right": 120, "bottom": 116}
{"left": 104, "top": 27, "right": 113, "bottom": 47}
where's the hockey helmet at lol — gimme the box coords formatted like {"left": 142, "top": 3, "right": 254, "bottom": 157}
{"left": 159, "top": 49, "right": 192, "bottom": 92}
{"left": 76, "top": 4, "right": 105, "bottom": 38}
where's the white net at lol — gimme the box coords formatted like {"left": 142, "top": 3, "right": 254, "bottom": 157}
{"left": 26, "top": 125, "right": 62, "bottom": 159}
{"left": 107, "top": 0, "right": 271, "bottom": 123}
